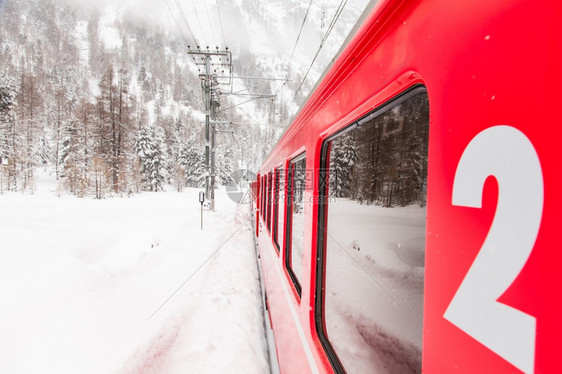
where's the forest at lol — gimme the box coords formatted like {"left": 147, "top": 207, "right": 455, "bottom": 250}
{"left": 0, "top": 0, "right": 284, "bottom": 197}
{"left": 329, "top": 92, "right": 429, "bottom": 207}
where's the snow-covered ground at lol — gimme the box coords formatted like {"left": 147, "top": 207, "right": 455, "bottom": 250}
{"left": 324, "top": 199, "right": 425, "bottom": 373}
{"left": 0, "top": 171, "right": 270, "bottom": 373}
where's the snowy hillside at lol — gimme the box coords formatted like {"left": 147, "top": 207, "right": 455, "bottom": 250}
{"left": 0, "top": 0, "right": 371, "bottom": 196}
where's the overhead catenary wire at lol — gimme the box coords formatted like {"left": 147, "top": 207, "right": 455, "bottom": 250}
{"left": 163, "top": 0, "right": 191, "bottom": 46}
{"left": 173, "top": 0, "right": 199, "bottom": 46}
{"left": 204, "top": 0, "right": 218, "bottom": 47}
{"left": 272, "top": 0, "right": 314, "bottom": 100}
{"left": 286, "top": 0, "right": 315, "bottom": 81}
{"left": 269, "top": 0, "right": 314, "bottom": 125}
{"left": 215, "top": 0, "right": 227, "bottom": 47}
{"left": 293, "top": 0, "right": 350, "bottom": 98}
{"left": 190, "top": 0, "right": 207, "bottom": 45}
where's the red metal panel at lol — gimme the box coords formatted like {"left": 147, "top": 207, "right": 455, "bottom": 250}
{"left": 255, "top": 0, "right": 562, "bottom": 372}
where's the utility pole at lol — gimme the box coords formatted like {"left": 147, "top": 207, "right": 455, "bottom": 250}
{"left": 188, "top": 47, "right": 286, "bottom": 214}
{"left": 188, "top": 46, "right": 232, "bottom": 211}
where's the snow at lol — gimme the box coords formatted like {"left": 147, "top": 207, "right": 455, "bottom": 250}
{"left": 99, "top": 6, "right": 122, "bottom": 50}
{"left": 75, "top": 20, "right": 90, "bottom": 66}
{"left": 323, "top": 198, "right": 425, "bottom": 374}
{"left": 0, "top": 170, "right": 270, "bottom": 373}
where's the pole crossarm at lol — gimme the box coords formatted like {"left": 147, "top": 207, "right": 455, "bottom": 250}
{"left": 216, "top": 75, "right": 289, "bottom": 81}
{"left": 188, "top": 48, "right": 233, "bottom": 86}
{"left": 188, "top": 47, "right": 234, "bottom": 211}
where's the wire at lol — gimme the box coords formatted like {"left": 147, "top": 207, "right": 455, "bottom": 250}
{"left": 286, "top": 0, "right": 314, "bottom": 81}
{"left": 173, "top": 0, "right": 199, "bottom": 46}
{"left": 271, "top": 0, "right": 314, "bottom": 121}
{"left": 204, "top": 0, "right": 218, "bottom": 47}
{"left": 162, "top": 0, "right": 190, "bottom": 46}
{"left": 218, "top": 96, "right": 275, "bottom": 113}
{"left": 147, "top": 222, "right": 248, "bottom": 321}
{"left": 325, "top": 229, "right": 417, "bottom": 321}
{"left": 294, "top": 0, "right": 350, "bottom": 99}
{"left": 215, "top": 0, "right": 227, "bottom": 47}
{"left": 273, "top": 0, "right": 314, "bottom": 99}
{"left": 147, "top": 53, "right": 203, "bottom": 111}
{"left": 190, "top": 0, "right": 206, "bottom": 46}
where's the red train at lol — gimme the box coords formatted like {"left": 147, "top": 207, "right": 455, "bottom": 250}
{"left": 251, "top": 0, "right": 561, "bottom": 372}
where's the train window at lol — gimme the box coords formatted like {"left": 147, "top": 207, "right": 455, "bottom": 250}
{"left": 267, "top": 172, "right": 273, "bottom": 232}
{"left": 285, "top": 154, "right": 306, "bottom": 297}
{"left": 316, "top": 88, "right": 429, "bottom": 373}
{"left": 273, "top": 167, "right": 284, "bottom": 252}
{"left": 261, "top": 175, "right": 266, "bottom": 220}
{"left": 265, "top": 174, "right": 270, "bottom": 224}
{"left": 264, "top": 174, "right": 268, "bottom": 222}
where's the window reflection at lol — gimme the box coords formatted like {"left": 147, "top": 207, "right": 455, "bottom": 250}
{"left": 287, "top": 155, "right": 306, "bottom": 295}
{"left": 274, "top": 168, "right": 284, "bottom": 251}
{"left": 323, "top": 92, "right": 429, "bottom": 373}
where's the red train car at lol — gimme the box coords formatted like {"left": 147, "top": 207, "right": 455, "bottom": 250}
{"left": 252, "top": 0, "right": 561, "bottom": 372}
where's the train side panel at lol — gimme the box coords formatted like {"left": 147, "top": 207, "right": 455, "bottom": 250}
{"left": 255, "top": 0, "right": 562, "bottom": 372}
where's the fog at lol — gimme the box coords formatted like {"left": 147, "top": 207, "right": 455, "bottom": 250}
{"left": 60, "top": 0, "right": 371, "bottom": 67}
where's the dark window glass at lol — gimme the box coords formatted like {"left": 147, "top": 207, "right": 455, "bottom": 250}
{"left": 319, "top": 90, "right": 429, "bottom": 373}
{"left": 286, "top": 155, "right": 306, "bottom": 296}
{"left": 267, "top": 172, "right": 273, "bottom": 232}
{"left": 261, "top": 176, "right": 266, "bottom": 220}
{"left": 273, "top": 167, "right": 284, "bottom": 251}
{"left": 265, "top": 175, "right": 269, "bottom": 223}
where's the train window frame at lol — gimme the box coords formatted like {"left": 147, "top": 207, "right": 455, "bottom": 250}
{"left": 273, "top": 166, "right": 284, "bottom": 253}
{"left": 267, "top": 172, "right": 273, "bottom": 233}
{"left": 285, "top": 153, "right": 306, "bottom": 298}
{"left": 314, "top": 85, "right": 429, "bottom": 373}
{"left": 265, "top": 174, "right": 270, "bottom": 227}
{"left": 260, "top": 176, "right": 263, "bottom": 220}
{"left": 262, "top": 175, "right": 267, "bottom": 221}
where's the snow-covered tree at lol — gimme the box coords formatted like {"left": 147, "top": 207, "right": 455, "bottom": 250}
{"left": 178, "top": 135, "right": 205, "bottom": 188}
{"left": 0, "top": 73, "right": 16, "bottom": 161}
{"left": 329, "top": 132, "right": 356, "bottom": 197}
{"left": 135, "top": 124, "right": 169, "bottom": 192}
{"left": 0, "top": 73, "right": 17, "bottom": 191}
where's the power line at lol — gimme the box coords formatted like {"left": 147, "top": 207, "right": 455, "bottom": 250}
{"left": 173, "top": 0, "right": 199, "bottom": 45}
{"left": 273, "top": 0, "right": 314, "bottom": 101}
{"left": 218, "top": 96, "right": 274, "bottom": 113}
{"left": 204, "top": 1, "right": 218, "bottom": 47}
{"left": 294, "top": 0, "right": 350, "bottom": 98}
{"left": 162, "top": 0, "right": 190, "bottom": 46}
{"left": 270, "top": 0, "right": 313, "bottom": 118}
{"left": 215, "top": 0, "right": 227, "bottom": 47}
{"left": 325, "top": 0, "right": 348, "bottom": 41}
{"left": 286, "top": 0, "right": 314, "bottom": 81}
{"left": 190, "top": 0, "right": 206, "bottom": 45}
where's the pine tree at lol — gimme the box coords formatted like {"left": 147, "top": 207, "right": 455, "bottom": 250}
{"left": 0, "top": 73, "right": 17, "bottom": 192}
{"left": 330, "top": 132, "right": 356, "bottom": 197}
{"left": 178, "top": 135, "right": 205, "bottom": 188}
{"left": 135, "top": 124, "right": 168, "bottom": 191}
{"left": 0, "top": 73, "right": 16, "bottom": 162}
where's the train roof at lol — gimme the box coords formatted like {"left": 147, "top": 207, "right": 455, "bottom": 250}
{"left": 262, "top": 0, "right": 380, "bottom": 171}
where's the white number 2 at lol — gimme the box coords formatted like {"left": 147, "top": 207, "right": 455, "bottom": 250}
{"left": 444, "top": 126, "right": 543, "bottom": 373}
